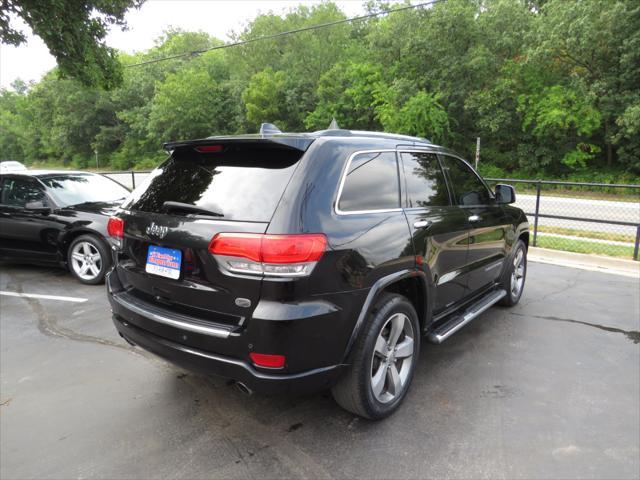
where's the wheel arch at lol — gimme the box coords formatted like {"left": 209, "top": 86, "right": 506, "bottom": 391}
{"left": 61, "top": 228, "right": 107, "bottom": 263}
{"left": 341, "top": 269, "right": 430, "bottom": 363}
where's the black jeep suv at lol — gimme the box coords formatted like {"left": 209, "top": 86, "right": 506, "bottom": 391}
{"left": 107, "top": 128, "right": 528, "bottom": 419}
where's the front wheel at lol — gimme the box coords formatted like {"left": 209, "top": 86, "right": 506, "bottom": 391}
{"left": 499, "top": 239, "right": 527, "bottom": 306}
{"left": 331, "top": 293, "right": 420, "bottom": 420}
{"left": 67, "top": 234, "right": 111, "bottom": 285}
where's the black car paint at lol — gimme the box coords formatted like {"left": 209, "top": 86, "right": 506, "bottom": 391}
{"left": 108, "top": 133, "right": 529, "bottom": 394}
{"left": 0, "top": 173, "right": 123, "bottom": 267}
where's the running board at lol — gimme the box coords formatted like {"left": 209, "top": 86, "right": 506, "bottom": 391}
{"left": 428, "top": 289, "right": 507, "bottom": 344}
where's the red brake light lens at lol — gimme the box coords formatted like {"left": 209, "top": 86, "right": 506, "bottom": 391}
{"left": 107, "top": 217, "right": 124, "bottom": 238}
{"left": 208, "top": 233, "right": 327, "bottom": 277}
{"left": 209, "top": 233, "right": 326, "bottom": 264}
{"left": 261, "top": 234, "right": 327, "bottom": 263}
{"left": 250, "top": 352, "right": 285, "bottom": 369}
{"left": 195, "top": 145, "right": 223, "bottom": 153}
{"left": 209, "top": 233, "right": 262, "bottom": 262}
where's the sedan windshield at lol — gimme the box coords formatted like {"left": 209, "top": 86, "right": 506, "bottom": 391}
{"left": 40, "top": 174, "right": 129, "bottom": 208}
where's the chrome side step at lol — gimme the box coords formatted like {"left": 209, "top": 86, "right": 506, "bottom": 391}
{"left": 428, "top": 289, "right": 507, "bottom": 344}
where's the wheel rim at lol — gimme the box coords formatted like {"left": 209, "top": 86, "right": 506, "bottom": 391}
{"left": 70, "top": 241, "right": 102, "bottom": 281}
{"left": 510, "top": 248, "right": 525, "bottom": 298}
{"left": 370, "top": 312, "right": 415, "bottom": 404}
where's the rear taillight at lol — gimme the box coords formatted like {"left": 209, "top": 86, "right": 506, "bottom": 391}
{"left": 107, "top": 217, "right": 124, "bottom": 238}
{"left": 209, "top": 233, "right": 327, "bottom": 277}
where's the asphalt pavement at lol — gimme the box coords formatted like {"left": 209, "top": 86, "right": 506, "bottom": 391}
{"left": 1, "top": 261, "right": 639, "bottom": 479}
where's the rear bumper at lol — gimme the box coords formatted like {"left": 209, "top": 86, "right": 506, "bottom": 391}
{"left": 106, "top": 267, "right": 358, "bottom": 395}
{"left": 113, "top": 315, "right": 343, "bottom": 394}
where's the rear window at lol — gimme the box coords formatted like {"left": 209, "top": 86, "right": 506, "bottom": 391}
{"left": 122, "top": 145, "right": 303, "bottom": 222}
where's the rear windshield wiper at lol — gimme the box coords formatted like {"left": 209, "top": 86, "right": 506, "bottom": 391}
{"left": 162, "top": 201, "right": 223, "bottom": 217}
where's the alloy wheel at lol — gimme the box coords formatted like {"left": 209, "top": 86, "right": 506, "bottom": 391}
{"left": 511, "top": 249, "right": 525, "bottom": 298}
{"left": 70, "top": 241, "right": 102, "bottom": 281}
{"left": 370, "top": 312, "right": 415, "bottom": 403}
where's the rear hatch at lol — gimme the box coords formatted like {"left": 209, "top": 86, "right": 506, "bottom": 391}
{"left": 113, "top": 138, "right": 312, "bottom": 331}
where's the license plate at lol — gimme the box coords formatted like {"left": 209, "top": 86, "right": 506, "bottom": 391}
{"left": 145, "top": 245, "right": 182, "bottom": 279}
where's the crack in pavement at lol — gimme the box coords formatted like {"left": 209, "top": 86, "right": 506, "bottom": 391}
{"left": 3, "top": 276, "right": 157, "bottom": 361}
{"left": 4, "top": 272, "right": 333, "bottom": 478}
{"left": 510, "top": 312, "right": 640, "bottom": 344}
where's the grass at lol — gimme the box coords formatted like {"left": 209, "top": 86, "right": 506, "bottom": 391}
{"left": 536, "top": 225, "right": 636, "bottom": 243}
{"left": 513, "top": 187, "right": 640, "bottom": 203}
{"left": 536, "top": 236, "right": 636, "bottom": 259}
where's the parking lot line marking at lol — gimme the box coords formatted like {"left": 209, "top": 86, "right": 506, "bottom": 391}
{"left": 0, "top": 291, "right": 88, "bottom": 303}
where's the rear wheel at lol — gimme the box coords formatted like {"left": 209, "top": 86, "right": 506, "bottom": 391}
{"left": 499, "top": 240, "right": 527, "bottom": 306}
{"left": 331, "top": 293, "right": 420, "bottom": 419}
{"left": 68, "top": 234, "right": 111, "bottom": 285}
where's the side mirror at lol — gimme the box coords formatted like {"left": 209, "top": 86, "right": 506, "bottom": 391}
{"left": 495, "top": 184, "right": 516, "bottom": 204}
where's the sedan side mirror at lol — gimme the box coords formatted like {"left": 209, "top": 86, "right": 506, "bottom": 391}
{"left": 495, "top": 184, "right": 516, "bottom": 204}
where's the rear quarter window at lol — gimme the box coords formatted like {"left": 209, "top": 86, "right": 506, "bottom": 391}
{"left": 338, "top": 151, "right": 400, "bottom": 213}
{"left": 123, "top": 145, "right": 303, "bottom": 222}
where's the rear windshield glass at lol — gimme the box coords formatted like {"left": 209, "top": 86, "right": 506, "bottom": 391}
{"left": 122, "top": 145, "right": 303, "bottom": 222}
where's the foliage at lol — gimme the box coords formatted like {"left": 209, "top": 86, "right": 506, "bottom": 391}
{"left": 305, "top": 62, "right": 383, "bottom": 131}
{"left": 0, "top": 0, "right": 638, "bottom": 179}
{"left": 375, "top": 89, "right": 450, "bottom": 143}
{"left": 242, "top": 68, "right": 289, "bottom": 129}
{"left": 1, "top": 0, "right": 143, "bottom": 89}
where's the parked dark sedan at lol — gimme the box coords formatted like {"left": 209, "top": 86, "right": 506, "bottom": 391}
{"left": 0, "top": 170, "right": 130, "bottom": 284}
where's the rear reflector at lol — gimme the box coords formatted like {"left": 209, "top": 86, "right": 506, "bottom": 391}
{"left": 209, "top": 233, "right": 327, "bottom": 277}
{"left": 194, "top": 145, "right": 223, "bottom": 153}
{"left": 250, "top": 352, "right": 285, "bottom": 369}
{"left": 107, "top": 217, "right": 124, "bottom": 238}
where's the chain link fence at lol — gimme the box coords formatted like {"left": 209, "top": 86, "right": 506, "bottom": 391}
{"left": 101, "top": 170, "right": 640, "bottom": 261}
{"left": 485, "top": 178, "right": 640, "bottom": 261}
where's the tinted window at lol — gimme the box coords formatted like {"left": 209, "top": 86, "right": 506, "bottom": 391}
{"left": 123, "top": 146, "right": 303, "bottom": 222}
{"left": 0, "top": 177, "right": 47, "bottom": 207}
{"left": 441, "top": 155, "right": 492, "bottom": 206}
{"left": 338, "top": 152, "right": 400, "bottom": 212}
{"left": 40, "top": 174, "right": 129, "bottom": 207}
{"left": 400, "top": 152, "right": 450, "bottom": 207}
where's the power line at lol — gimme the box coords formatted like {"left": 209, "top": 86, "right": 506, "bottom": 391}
{"left": 125, "top": 0, "right": 446, "bottom": 68}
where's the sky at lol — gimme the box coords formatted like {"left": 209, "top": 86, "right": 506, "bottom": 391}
{"left": 0, "top": 0, "right": 369, "bottom": 89}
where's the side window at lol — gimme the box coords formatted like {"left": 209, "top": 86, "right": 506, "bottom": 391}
{"left": 400, "top": 152, "right": 450, "bottom": 208}
{"left": 441, "top": 155, "right": 492, "bottom": 206}
{"left": 338, "top": 151, "right": 400, "bottom": 212}
{"left": 0, "top": 178, "right": 47, "bottom": 208}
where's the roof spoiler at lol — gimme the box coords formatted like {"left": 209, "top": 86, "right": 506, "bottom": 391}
{"left": 163, "top": 136, "right": 314, "bottom": 153}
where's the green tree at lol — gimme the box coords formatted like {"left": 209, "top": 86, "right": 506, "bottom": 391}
{"left": 376, "top": 89, "right": 450, "bottom": 143}
{"left": 148, "top": 52, "right": 241, "bottom": 141}
{"left": 533, "top": 0, "right": 640, "bottom": 169}
{"left": 305, "top": 62, "right": 383, "bottom": 130}
{"left": 1, "top": 0, "right": 144, "bottom": 89}
{"left": 242, "top": 68, "right": 289, "bottom": 130}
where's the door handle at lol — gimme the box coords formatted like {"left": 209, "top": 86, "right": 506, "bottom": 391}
{"left": 468, "top": 215, "right": 481, "bottom": 222}
{"left": 413, "top": 219, "right": 432, "bottom": 229}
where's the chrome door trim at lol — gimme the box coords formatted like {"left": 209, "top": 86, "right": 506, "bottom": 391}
{"left": 334, "top": 149, "right": 403, "bottom": 216}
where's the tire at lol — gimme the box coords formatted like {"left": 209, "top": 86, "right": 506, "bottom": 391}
{"left": 67, "top": 234, "right": 112, "bottom": 285}
{"left": 331, "top": 293, "right": 420, "bottom": 420}
{"left": 498, "top": 239, "right": 527, "bottom": 306}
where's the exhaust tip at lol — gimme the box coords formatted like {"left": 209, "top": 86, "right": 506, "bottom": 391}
{"left": 235, "top": 381, "right": 253, "bottom": 395}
